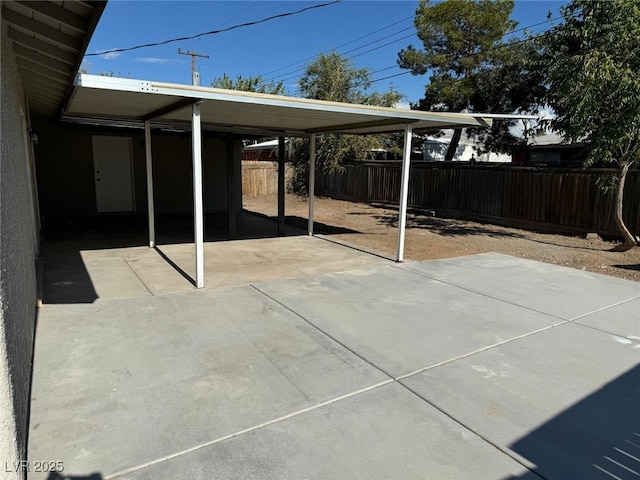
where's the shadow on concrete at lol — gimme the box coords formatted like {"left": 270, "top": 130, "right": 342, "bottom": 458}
{"left": 40, "top": 210, "right": 310, "bottom": 304}
{"left": 498, "top": 471, "right": 545, "bottom": 479}
{"left": 41, "top": 211, "right": 308, "bottom": 247}
{"left": 46, "top": 472, "right": 102, "bottom": 480}
{"left": 246, "top": 210, "right": 359, "bottom": 236}
{"left": 154, "top": 246, "right": 196, "bottom": 287}
{"left": 509, "top": 364, "right": 640, "bottom": 479}
{"left": 41, "top": 247, "right": 98, "bottom": 304}
{"left": 286, "top": 215, "right": 359, "bottom": 235}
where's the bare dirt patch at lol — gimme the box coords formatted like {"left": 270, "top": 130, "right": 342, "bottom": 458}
{"left": 244, "top": 193, "right": 640, "bottom": 283}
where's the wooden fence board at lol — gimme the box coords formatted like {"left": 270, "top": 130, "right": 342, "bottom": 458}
{"left": 242, "top": 161, "right": 292, "bottom": 198}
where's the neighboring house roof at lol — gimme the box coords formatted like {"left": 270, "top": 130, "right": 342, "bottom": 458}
{"left": 528, "top": 132, "right": 569, "bottom": 146}
{"left": 526, "top": 132, "right": 587, "bottom": 151}
{"left": 421, "top": 134, "right": 511, "bottom": 162}
{"left": 243, "top": 139, "right": 287, "bottom": 151}
{"left": 2, "top": 0, "right": 106, "bottom": 118}
{"left": 423, "top": 134, "right": 477, "bottom": 148}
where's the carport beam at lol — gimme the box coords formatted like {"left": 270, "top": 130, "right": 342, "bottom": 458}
{"left": 192, "top": 102, "right": 205, "bottom": 288}
{"left": 144, "top": 121, "right": 155, "bottom": 248}
{"left": 308, "top": 133, "right": 316, "bottom": 236}
{"left": 396, "top": 124, "right": 413, "bottom": 262}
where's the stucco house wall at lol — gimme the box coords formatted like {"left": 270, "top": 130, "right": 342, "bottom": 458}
{"left": 0, "top": 23, "right": 40, "bottom": 480}
{"left": 34, "top": 121, "right": 242, "bottom": 218}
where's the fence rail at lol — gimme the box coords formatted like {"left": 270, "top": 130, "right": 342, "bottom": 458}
{"left": 315, "top": 161, "right": 640, "bottom": 237}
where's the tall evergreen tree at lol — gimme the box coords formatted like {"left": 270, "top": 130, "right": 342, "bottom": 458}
{"left": 398, "top": 0, "right": 532, "bottom": 159}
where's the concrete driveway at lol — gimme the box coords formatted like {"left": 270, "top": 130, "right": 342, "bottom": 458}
{"left": 28, "top": 239, "right": 639, "bottom": 479}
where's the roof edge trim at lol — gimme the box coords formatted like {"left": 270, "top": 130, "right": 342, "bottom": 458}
{"left": 60, "top": 1, "right": 108, "bottom": 119}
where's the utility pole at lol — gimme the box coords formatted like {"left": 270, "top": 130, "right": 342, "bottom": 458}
{"left": 178, "top": 49, "right": 209, "bottom": 86}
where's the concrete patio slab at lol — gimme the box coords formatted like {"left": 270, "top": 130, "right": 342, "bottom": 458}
{"left": 396, "top": 252, "right": 640, "bottom": 320}
{"left": 152, "top": 236, "right": 390, "bottom": 290}
{"left": 29, "top": 251, "right": 639, "bottom": 480}
{"left": 42, "top": 243, "right": 154, "bottom": 303}
{"left": 255, "top": 265, "right": 562, "bottom": 378}
{"left": 401, "top": 322, "right": 640, "bottom": 480}
{"left": 120, "top": 383, "right": 533, "bottom": 480}
{"left": 28, "top": 286, "right": 388, "bottom": 479}
{"left": 41, "top": 235, "right": 389, "bottom": 303}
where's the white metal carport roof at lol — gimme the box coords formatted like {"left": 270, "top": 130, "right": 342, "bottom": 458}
{"left": 63, "top": 75, "right": 493, "bottom": 136}
{"left": 62, "top": 75, "right": 498, "bottom": 288}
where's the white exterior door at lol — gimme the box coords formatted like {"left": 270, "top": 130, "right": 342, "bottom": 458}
{"left": 92, "top": 136, "right": 134, "bottom": 213}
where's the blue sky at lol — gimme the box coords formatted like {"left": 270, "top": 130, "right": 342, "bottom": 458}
{"left": 85, "top": 0, "right": 568, "bottom": 105}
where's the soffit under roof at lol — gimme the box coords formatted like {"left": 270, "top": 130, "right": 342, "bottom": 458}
{"left": 2, "top": 0, "right": 106, "bottom": 119}
{"left": 63, "top": 75, "right": 495, "bottom": 137}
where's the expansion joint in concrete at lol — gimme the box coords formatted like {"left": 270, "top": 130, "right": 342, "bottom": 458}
{"left": 398, "top": 380, "right": 549, "bottom": 480}
{"left": 123, "top": 258, "right": 155, "bottom": 296}
{"left": 390, "top": 263, "right": 568, "bottom": 321}
{"left": 249, "top": 282, "right": 563, "bottom": 480}
{"left": 104, "top": 379, "right": 394, "bottom": 479}
{"left": 250, "top": 283, "right": 396, "bottom": 380}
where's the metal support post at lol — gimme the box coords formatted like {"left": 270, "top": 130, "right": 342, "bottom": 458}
{"left": 144, "top": 121, "right": 156, "bottom": 247}
{"left": 308, "top": 133, "right": 316, "bottom": 236}
{"left": 396, "top": 124, "right": 413, "bottom": 262}
{"left": 277, "top": 136, "right": 286, "bottom": 235}
{"left": 192, "top": 102, "right": 204, "bottom": 288}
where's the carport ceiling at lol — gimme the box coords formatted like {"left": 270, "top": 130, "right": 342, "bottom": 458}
{"left": 2, "top": 1, "right": 107, "bottom": 119}
{"left": 63, "top": 74, "right": 494, "bottom": 136}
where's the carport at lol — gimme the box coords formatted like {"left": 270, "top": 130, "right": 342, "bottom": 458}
{"left": 63, "top": 74, "right": 494, "bottom": 287}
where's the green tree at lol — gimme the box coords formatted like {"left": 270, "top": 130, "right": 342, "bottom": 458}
{"left": 289, "top": 52, "right": 404, "bottom": 192}
{"left": 211, "top": 73, "right": 285, "bottom": 95}
{"left": 398, "top": 0, "right": 528, "bottom": 160}
{"left": 539, "top": 0, "right": 640, "bottom": 250}
{"left": 299, "top": 51, "right": 370, "bottom": 103}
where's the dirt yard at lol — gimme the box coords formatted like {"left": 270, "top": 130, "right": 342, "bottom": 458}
{"left": 244, "top": 193, "right": 640, "bottom": 283}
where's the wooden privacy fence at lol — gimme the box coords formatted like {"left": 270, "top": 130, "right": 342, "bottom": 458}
{"left": 242, "top": 161, "right": 292, "bottom": 198}
{"left": 315, "top": 160, "right": 640, "bottom": 238}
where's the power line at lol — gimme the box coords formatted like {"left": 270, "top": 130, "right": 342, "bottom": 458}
{"left": 86, "top": 0, "right": 340, "bottom": 57}
{"left": 357, "top": 18, "right": 568, "bottom": 90}
{"left": 217, "top": 1, "right": 260, "bottom": 29}
{"left": 261, "top": 14, "right": 415, "bottom": 78}
{"left": 504, "top": 16, "right": 563, "bottom": 38}
{"left": 288, "top": 15, "right": 567, "bottom": 92}
{"left": 282, "top": 15, "right": 545, "bottom": 87}
{"left": 266, "top": 12, "right": 563, "bottom": 90}
{"left": 268, "top": 28, "right": 416, "bottom": 83}
{"left": 341, "top": 27, "right": 415, "bottom": 57}
{"left": 265, "top": 8, "right": 490, "bottom": 82}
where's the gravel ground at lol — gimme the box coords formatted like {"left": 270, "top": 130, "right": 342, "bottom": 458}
{"left": 244, "top": 193, "right": 640, "bottom": 283}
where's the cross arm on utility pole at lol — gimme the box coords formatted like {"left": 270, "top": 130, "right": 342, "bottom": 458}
{"left": 178, "top": 49, "right": 209, "bottom": 86}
